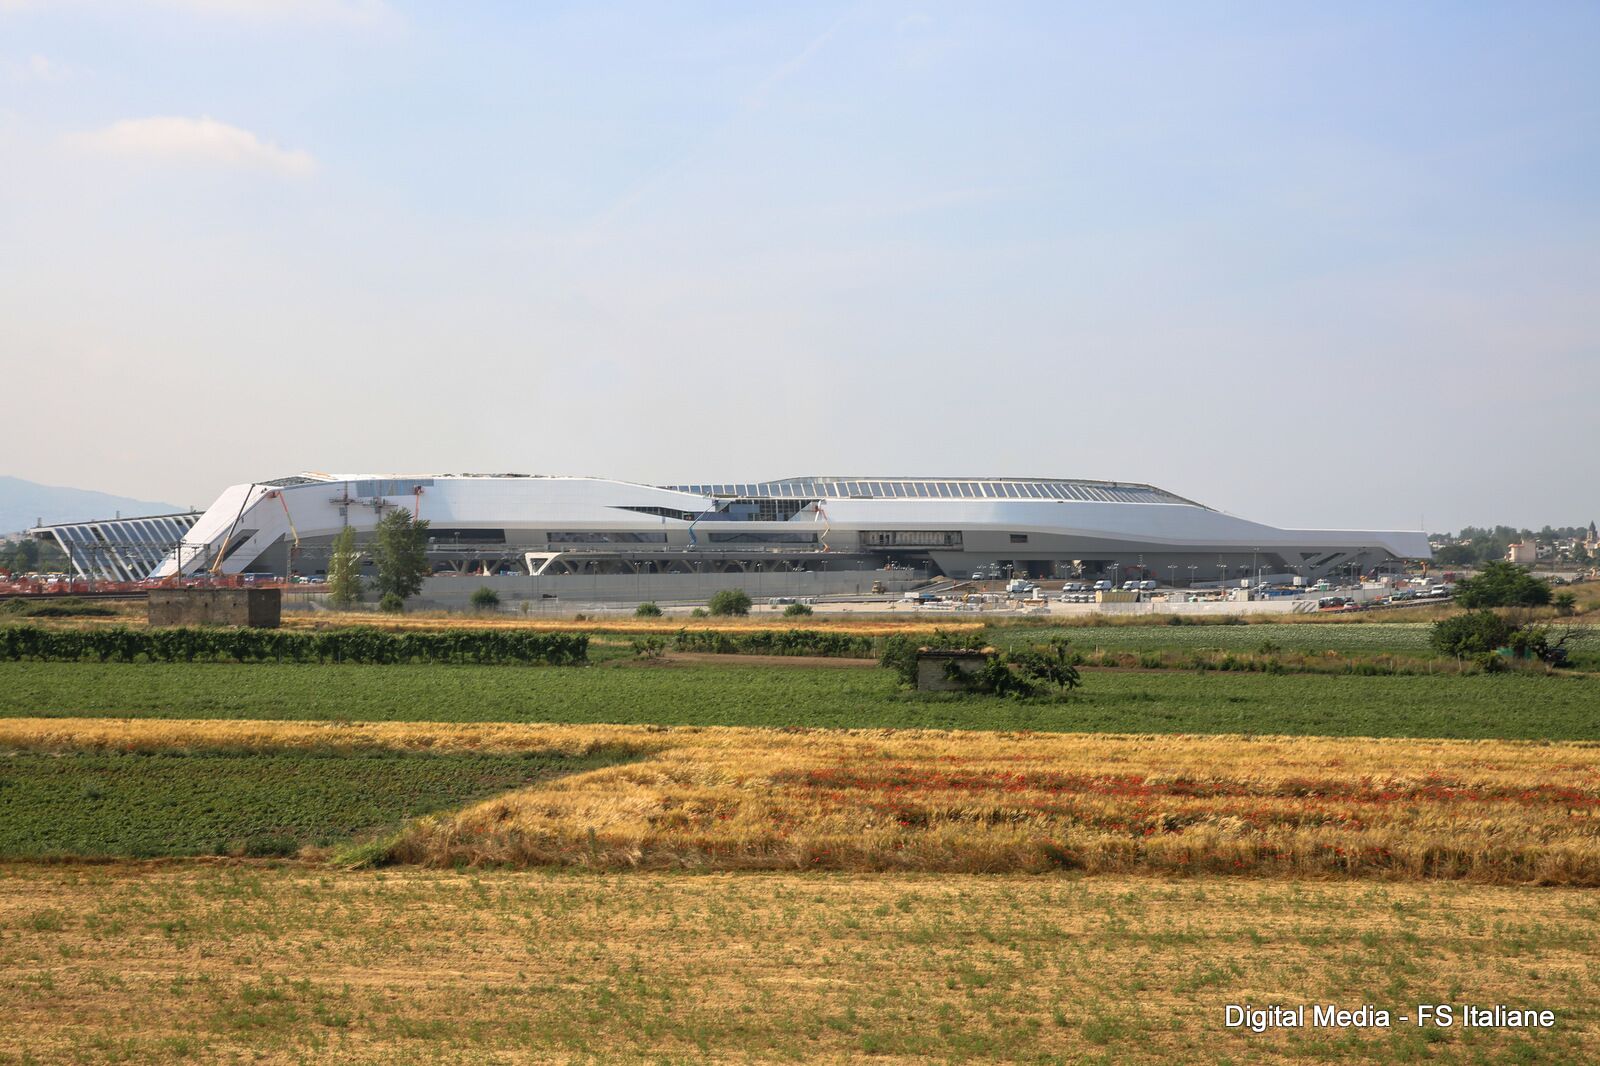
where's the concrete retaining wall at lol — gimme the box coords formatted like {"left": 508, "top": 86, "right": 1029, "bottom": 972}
{"left": 149, "top": 588, "right": 281, "bottom": 628}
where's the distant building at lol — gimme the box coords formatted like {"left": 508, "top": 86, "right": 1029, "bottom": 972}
{"left": 1506, "top": 542, "right": 1538, "bottom": 565}
{"left": 1586, "top": 521, "right": 1599, "bottom": 554}
{"left": 129, "top": 472, "right": 1430, "bottom": 585}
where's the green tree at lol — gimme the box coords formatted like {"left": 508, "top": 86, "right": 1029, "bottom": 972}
{"left": 326, "top": 526, "right": 363, "bottom": 609}
{"left": 371, "top": 509, "right": 432, "bottom": 603}
{"left": 0, "top": 538, "right": 66, "bottom": 575}
{"left": 707, "top": 588, "right": 752, "bottom": 616}
{"left": 1454, "top": 561, "right": 1552, "bottom": 608}
{"left": 1430, "top": 611, "right": 1515, "bottom": 657}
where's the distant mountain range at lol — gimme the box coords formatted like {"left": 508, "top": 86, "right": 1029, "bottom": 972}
{"left": 0, "top": 476, "right": 187, "bottom": 536}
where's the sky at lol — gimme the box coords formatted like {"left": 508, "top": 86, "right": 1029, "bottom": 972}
{"left": 2, "top": 1, "right": 1596, "bottom": 533}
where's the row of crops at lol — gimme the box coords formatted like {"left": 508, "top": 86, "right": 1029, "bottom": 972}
{"left": 668, "top": 628, "right": 879, "bottom": 658}
{"left": 0, "top": 625, "right": 588, "bottom": 666}
{"left": 980, "top": 622, "right": 1441, "bottom": 655}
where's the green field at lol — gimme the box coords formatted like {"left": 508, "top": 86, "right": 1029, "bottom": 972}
{"left": 987, "top": 619, "right": 1600, "bottom": 662}
{"left": 4, "top": 659, "right": 1597, "bottom": 739}
{"left": 0, "top": 749, "right": 623, "bottom": 858}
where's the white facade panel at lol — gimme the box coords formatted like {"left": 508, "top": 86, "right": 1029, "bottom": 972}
{"left": 152, "top": 472, "right": 1429, "bottom": 581}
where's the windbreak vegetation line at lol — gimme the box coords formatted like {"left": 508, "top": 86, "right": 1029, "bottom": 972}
{"left": 0, "top": 624, "right": 587, "bottom": 666}
{"left": 670, "top": 628, "right": 878, "bottom": 658}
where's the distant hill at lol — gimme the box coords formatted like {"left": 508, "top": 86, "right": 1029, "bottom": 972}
{"left": 0, "top": 476, "right": 187, "bottom": 536}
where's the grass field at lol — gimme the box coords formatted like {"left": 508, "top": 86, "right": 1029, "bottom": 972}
{"left": 1, "top": 864, "right": 1594, "bottom": 1064}
{"left": 0, "top": 747, "right": 625, "bottom": 859}
{"left": 5, "top": 658, "right": 1598, "bottom": 739}
{"left": 984, "top": 621, "right": 1600, "bottom": 669}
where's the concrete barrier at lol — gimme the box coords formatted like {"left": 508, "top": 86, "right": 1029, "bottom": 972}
{"left": 148, "top": 588, "right": 282, "bottom": 628}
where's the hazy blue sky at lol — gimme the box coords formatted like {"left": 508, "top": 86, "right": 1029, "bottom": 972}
{"left": 3, "top": 1, "right": 1596, "bottom": 532}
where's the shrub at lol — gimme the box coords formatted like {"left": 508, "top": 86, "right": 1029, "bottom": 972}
{"left": 0, "top": 597, "right": 117, "bottom": 619}
{"left": 878, "top": 634, "right": 921, "bottom": 685}
{"left": 1430, "top": 611, "right": 1514, "bottom": 658}
{"left": 1476, "top": 652, "right": 1510, "bottom": 674}
{"left": 690, "top": 607, "right": 708, "bottom": 619}
{"left": 950, "top": 657, "right": 1037, "bottom": 698}
{"left": 1008, "top": 639, "right": 1082, "bottom": 691}
{"left": 1554, "top": 591, "right": 1578, "bottom": 617}
{"left": 630, "top": 636, "right": 667, "bottom": 659}
{"left": 379, "top": 592, "right": 406, "bottom": 614}
{"left": 635, "top": 602, "right": 663, "bottom": 618}
{"left": 1505, "top": 624, "right": 1551, "bottom": 662}
{"left": 707, "top": 589, "right": 752, "bottom": 616}
{"left": 783, "top": 603, "right": 814, "bottom": 617}
{"left": 469, "top": 587, "right": 501, "bottom": 610}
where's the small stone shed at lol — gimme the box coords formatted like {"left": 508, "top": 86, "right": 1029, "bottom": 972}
{"left": 915, "top": 646, "right": 998, "bottom": 692}
{"left": 148, "top": 588, "right": 282, "bottom": 628}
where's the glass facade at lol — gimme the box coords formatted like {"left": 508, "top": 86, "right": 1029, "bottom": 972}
{"left": 668, "top": 477, "right": 1185, "bottom": 501}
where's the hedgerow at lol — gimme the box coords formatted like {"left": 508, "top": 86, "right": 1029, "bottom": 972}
{"left": 0, "top": 624, "right": 587, "bottom": 666}
{"left": 671, "top": 628, "right": 876, "bottom": 659}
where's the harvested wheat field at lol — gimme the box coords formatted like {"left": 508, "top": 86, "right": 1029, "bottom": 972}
{"left": 385, "top": 727, "right": 1600, "bottom": 883}
{"left": 1, "top": 863, "right": 1595, "bottom": 1064}
{"left": 280, "top": 610, "right": 984, "bottom": 637}
{"left": 9, "top": 718, "right": 1599, "bottom": 884}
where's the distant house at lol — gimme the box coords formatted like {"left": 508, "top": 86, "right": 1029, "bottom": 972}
{"left": 1506, "top": 542, "right": 1538, "bottom": 565}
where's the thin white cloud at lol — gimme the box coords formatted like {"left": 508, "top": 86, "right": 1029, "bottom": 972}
{"left": 66, "top": 116, "right": 317, "bottom": 176}
{"left": 4, "top": 54, "right": 64, "bottom": 82}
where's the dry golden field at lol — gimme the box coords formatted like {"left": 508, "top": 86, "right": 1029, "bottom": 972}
{"left": 8, "top": 718, "right": 1598, "bottom": 884}
{"left": 279, "top": 610, "right": 983, "bottom": 637}
{"left": 0, "top": 864, "right": 1594, "bottom": 1064}
{"left": 387, "top": 727, "right": 1600, "bottom": 883}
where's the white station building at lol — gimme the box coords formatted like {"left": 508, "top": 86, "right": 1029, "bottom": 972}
{"left": 128, "top": 473, "right": 1428, "bottom": 587}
